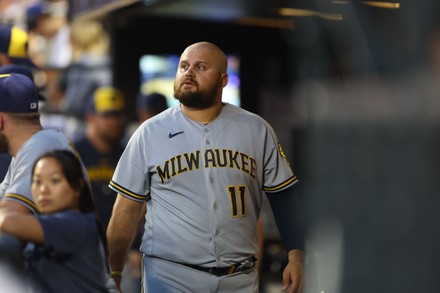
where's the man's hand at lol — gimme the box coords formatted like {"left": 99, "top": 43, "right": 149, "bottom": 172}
{"left": 282, "top": 249, "right": 304, "bottom": 293}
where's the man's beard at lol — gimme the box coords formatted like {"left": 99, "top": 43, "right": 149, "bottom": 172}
{"left": 100, "top": 131, "right": 122, "bottom": 147}
{"left": 173, "top": 80, "right": 220, "bottom": 109}
{"left": 0, "top": 133, "right": 9, "bottom": 153}
{"left": 97, "top": 124, "right": 124, "bottom": 147}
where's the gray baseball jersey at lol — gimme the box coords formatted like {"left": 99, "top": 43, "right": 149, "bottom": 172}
{"left": 0, "top": 128, "right": 80, "bottom": 214}
{"left": 109, "top": 103, "right": 298, "bottom": 266}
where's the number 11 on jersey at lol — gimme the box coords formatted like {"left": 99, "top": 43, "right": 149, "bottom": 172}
{"left": 228, "top": 185, "right": 246, "bottom": 217}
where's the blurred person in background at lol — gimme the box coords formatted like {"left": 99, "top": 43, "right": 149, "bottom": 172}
{"left": 60, "top": 18, "right": 112, "bottom": 120}
{"left": 37, "top": 66, "right": 86, "bottom": 142}
{"left": 0, "top": 23, "right": 35, "bottom": 68}
{"left": 124, "top": 91, "right": 169, "bottom": 143}
{"left": 0, "top": 0, "right": 30, "bottom": 29}
{"left": 25, "top": 0, "right": 71, "bottom": 69}
{"left": 136, "top": 92, "right": 169, "bottom": 122}
{"left": 73, "top": 86, "right": 126, "bottom": 233}
{"left": 24, "top": 0, "right": 82, "bottom": 141}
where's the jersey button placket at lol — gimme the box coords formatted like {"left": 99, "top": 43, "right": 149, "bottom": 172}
{"left": 203, "top": 126, "right": 218, "bottom": 257}
{"left": 204, "top": 127, "right": 210, "bottom": 145}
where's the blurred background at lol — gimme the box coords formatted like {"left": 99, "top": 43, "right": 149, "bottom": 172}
{"left": 3, "top": 0, "right": 440, "bottom": 292}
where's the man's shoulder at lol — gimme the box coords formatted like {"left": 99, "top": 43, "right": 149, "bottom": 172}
{"left": 18, "top": 129, "right": 73, "bottom": 159}
{"left": 32, "top": 128, "right": 69, "bottom": 141}
{"left": 223, "top": 103, "right": 265, "bottom": 123}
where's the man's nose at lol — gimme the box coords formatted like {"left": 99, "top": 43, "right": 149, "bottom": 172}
{"left": 185, "top": 67, "right": 195, "bottom": 77}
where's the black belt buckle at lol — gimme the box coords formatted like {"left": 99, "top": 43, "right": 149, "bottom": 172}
{"left": 207, "top": 266, "right": 233, "bottom": 277}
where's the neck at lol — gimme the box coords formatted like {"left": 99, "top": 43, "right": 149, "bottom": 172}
{"left": 8, "top": 124, "right": 43, "bottom": 157}
{"left": 181, "top": 102, "right": 223, "bottom": 124}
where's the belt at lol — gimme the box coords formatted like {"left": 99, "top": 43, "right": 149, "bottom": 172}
{"left": 181, "top": 256, "right": 256, "bottom": 277}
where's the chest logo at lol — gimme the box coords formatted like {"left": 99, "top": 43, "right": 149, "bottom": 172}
{"left": 169, "top": 131, "right": 184, "bottom": 138}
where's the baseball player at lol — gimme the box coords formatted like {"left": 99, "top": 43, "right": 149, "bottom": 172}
{"left": 107, "top": 41, "right": 304, "bottom": 293}
{"left": 0, "top": 72, "right": 90, "bottom": 269}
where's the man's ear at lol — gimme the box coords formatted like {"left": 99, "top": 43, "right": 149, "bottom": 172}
{"left": 221, "top": 73, "right": 229, "bottom": 88}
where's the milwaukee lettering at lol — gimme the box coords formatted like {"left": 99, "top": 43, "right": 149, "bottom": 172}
{"left": 156, "top": 149, "right": 257, "bottom": 183}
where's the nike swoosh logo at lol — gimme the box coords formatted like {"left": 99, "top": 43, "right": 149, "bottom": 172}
{"left": 169, "top": 131, "right": 184, "bottom": 138}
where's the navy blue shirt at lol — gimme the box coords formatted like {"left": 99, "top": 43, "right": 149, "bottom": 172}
{"left": 74, "top": 136, "right": 124, "bottom": 231}
{"left": 25, "top": 211, "right": 109, "bottom": 293}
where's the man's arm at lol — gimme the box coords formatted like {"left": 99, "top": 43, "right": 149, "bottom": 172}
{"left": 0, "top": 200, "right": 35, "bottom": 271}
{"left": 0, "top": 200, "right": 32, "bottom": 214}
{"left": 107, "top": 194, "right": 145, "bottom": 289}
{"left": 266, "top": 185, "right": 305, "bottom": 293}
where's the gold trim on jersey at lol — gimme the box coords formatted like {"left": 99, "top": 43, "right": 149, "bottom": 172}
{"left": 3, "top": 193, "right": 38, "bottom": 213}
{"left": 278, "top": 143, "right": 287, "bottom": 159}
{"left": 263, "top": 175, "right": 298, "bottom": 192}
{"left": 109, "top": 181, "right": 150, "bottom": 201}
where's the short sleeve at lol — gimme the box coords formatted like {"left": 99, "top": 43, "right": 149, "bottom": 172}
{"left": 109, "top": 124, "right": 151, "bottom": 201}
{"left": 262, "top": 121, "right": 298, "bottom": 193}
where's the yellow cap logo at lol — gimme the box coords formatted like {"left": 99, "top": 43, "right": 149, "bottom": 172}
{"left": 94, "top": 87, "right": 124, "bottom": 113}
{"left": 8, "top": 27, "right": 28, "bottom": 58}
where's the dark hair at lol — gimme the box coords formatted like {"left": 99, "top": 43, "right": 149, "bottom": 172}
{"left": 31, "top": 150, "right": 107, "bottom": 255}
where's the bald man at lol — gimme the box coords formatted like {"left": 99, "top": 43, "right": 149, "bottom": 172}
{"left": 107, "top": 42, "right": 305, "bottom": 293}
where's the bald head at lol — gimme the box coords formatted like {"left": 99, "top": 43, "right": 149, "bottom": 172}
{"left": 181, "top": 42, "right": 228, "bottom": 73}
{"left": 174, "top": 41, "right": 229, "bottom": 112}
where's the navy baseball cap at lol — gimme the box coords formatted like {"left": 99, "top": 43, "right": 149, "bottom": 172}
{"left": 0, "top": 24, "right": 36, "bottom": 68}
{"left": 87, "top": 86, "right": 124, "bottom": 115}
{"left": 0, "top": 64, "right": 45, "bottom": 101}
{"left": 0, "top": 73, "right": 39, "bottom": 113}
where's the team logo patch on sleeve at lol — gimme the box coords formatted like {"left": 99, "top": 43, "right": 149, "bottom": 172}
{"left": 278, "top": 143, "right": 287, "bottom": 159}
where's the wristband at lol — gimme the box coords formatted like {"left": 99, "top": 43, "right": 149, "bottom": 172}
{"left": 111, "top": 270, "right": 122, "bottom": 277}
